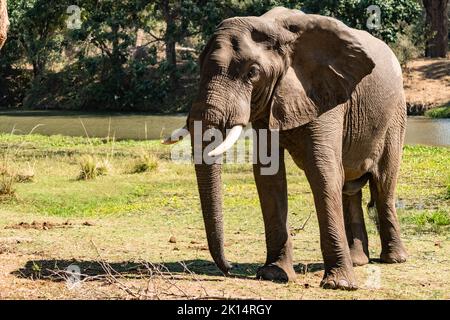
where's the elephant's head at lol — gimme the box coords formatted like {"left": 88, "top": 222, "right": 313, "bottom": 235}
{"left": 166, "top": 7, "right": 375, "bottom": 275}
{"left": 0, "top": 0, "right": 9, "bottom": 50}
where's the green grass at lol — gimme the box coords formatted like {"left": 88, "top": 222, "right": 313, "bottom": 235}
{"left": 425, "top": 103, "right": 450, "bottom": 118}
{"left": 0, "top": 133, "right": 448, "bottom": 226}
{"left": 0, "top": 133, "right": 449, "bottom": 299}
{"left": 400, "top": 210, "right": 450, "bottom": 233}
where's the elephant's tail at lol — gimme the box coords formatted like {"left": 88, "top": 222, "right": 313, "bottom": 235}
{"left": 367, "top": 176, "right": 380, "bottom": 232}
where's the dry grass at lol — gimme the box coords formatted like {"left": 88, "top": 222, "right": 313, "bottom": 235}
{"left": 130, "top": 151, "right": 159, "bottom": 174}
{"left": 0, "top": 171, "right": 16, "bottom": 199}
{"left": 77, "top": 156, "right": 112, "bottom": 180}
{"left": 1, "top": 211, "right": 449, "bottom": 300}
{"left": 0, "top": 162, "right": 35, "bottom": 200}
{"left": 0, "top": 158, "right": 17, "bottom": 199}
{"left": 15, "top": 163, "right": 35, "bottom": 183}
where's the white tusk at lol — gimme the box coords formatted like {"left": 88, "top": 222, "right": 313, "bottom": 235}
{"left": 161, "top": 126, "right": 189, "bottom": 145}
{"left": 208, "top": 125, "right": 243, "bottom": 157}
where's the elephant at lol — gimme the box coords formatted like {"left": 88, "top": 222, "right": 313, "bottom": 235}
{"left": 164, "top": 7, "right": 407, "bottom": 290}
{"left": 0, "top": 0, "right": 8, "bottom": 50}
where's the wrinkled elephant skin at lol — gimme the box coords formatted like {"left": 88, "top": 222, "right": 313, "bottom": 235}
{"left": 183, "top": 7, "right": 407, "bottom": 290}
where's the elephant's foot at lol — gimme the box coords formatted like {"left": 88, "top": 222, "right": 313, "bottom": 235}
{"left": 321, "top": 267, "right": 358, "bottom": 290}
{"left": 350, "top": 243, "right": 370, "bottom": 266}
{"left": 345, "top": 220, "right": 369, "bottom": 266}
{"left": 256, "top": 262, "right": 296, "bottom": 283}
{"left": 380, "top": 244, "right": 407, "bottom": 263}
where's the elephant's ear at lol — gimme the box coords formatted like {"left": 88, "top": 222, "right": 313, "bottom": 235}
{"left": 269, "top": 14, "right": 375, "bottom": 130}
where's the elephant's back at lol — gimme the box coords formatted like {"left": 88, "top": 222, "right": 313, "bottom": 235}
{"left": 350, "top": 29, "right": 406, "bottom": 121}
{"left": 353, "top": 29, "right": 404, "bottom": 95}
{"left": 341, "top": 29, "right": 406, "bottom": 171}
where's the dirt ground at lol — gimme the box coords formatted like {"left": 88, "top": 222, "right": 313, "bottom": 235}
{"left": 0, "top": 212, "right": 449, "bottom": 300}
{"left": 403, "top": 56, "right": 450, "bottom": 108}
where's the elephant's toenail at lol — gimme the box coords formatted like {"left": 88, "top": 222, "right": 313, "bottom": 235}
{"left": 322, "top": 280, "right": 336, "bottom": 289}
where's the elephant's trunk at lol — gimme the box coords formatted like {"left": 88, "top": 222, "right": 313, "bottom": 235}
{"left": 194, "top": 162, "right": 232, "bottom": 275}
{"left": 188, "top": 75, "right": 249, "bottom": 276}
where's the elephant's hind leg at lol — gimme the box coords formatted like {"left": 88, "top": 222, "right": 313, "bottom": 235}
{"left": 372, "top": 126, "right": 407, "bottom": 263}
{"left": 343, "top": 190, "right": 370, "bottom": 266}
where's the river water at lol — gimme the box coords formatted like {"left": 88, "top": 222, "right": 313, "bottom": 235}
{"left": 0, "top": 111, "right": 448, "bottom": 147}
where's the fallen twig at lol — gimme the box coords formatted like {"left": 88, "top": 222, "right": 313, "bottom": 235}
{"left": 292, "top": 212, "right": 313, "bottom": 233}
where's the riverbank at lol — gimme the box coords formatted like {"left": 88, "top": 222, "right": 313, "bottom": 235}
{"left": 0, "top": 134, "right": 449, "bottom": 299}
{"left": 425, "top": 104, "right": 450, "bottom": 119}
{"left": 1, "top": 111, "right": 449, "bottom": 146}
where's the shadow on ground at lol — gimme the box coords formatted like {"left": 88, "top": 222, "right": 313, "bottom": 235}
{"left": 12, "top": 259, "right": 257, "bottom": 282}
{"left": 296, "top": 262, "right": 324, "bottom": 273}
{"left": 413, "top": 60, "right": 450, "bottom": 80}
{"left": 13, "top": 259, "right": 326, "bottom": 282}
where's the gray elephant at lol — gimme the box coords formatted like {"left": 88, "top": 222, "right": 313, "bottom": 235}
{"left": 165, "top": 7, "right": 407, "bottom": 290}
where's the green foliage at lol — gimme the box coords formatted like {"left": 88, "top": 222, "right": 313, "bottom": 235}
{"left": 0, "top": 0, "right": 67, "bottom": 106}
{"left": 301, "top": 0, "right": 423, "bottom": 43}
{"left": 4, "top": 0, "right": 67, "bottom": 74}
{"left": 425, "top": 104, "right": 450, "bottom": 119}
{"left": 401, "top": 210, "right": 450, "bottom": 233}
{"left": 67, "top": 0, "right": 149, "bottom": 109}
{"left": 390, "top": 23, "right": 425, "bottom": 67}
{"left": 0, "top": 0, "right": 428, "bottom": 112}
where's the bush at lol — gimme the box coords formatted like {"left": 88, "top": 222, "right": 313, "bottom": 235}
{"left": 15, "top": 164, "right": 35, "bottom": 183}
{"left": 390, "top": 23, "right": 427, "bottom": 67}
{"left": 131, "top": 152, "right": 159, "bottom": 174}
{"left": 77, "top": 155, "right": 111, "bottom": 180}
{"left": 0, "top": 164, "right": 16, "bottom": 199}
{"left": 425, "top": 104, "right": 450, "bottom": 119}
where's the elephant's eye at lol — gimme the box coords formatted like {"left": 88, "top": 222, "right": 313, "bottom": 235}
{"left": 247, "top": 65, "right": 261, "bottom": 82}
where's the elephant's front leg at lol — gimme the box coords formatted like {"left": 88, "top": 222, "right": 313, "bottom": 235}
{"left": 253, "top": 142, "right": 296, "bottom": 282}
{"left": 304, "top": 151, "right": 357, "bottom": 290}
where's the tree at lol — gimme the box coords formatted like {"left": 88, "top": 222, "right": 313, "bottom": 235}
{"left": 0, "top": 0, "right": 8, "bottom": 49}
{"left": 301, "top": 0, "right": 423, "bottom": 43}
{"left": 151, "top": 0, "right": 211, "bottom": 88}
{"left": 68, "top": 0, "right": 150, "bottom": 108}
{"left": 423, "top": 0, "right": 449, "bottom": 57}
{"left": 4, "top": 0, "right": 66, "bottom": 77}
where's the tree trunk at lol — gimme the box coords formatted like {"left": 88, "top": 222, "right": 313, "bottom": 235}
{"left": 165, "top": 37, "right": 177, "bottom": 70}
{"left": 0, "top": 0, "right": 8, "bottom": 49}
{"left": 161, "top": 0, "right": 178, "bottom": 88}
{"left": 423, "top": 0, "right": 449, "bottom": 58}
